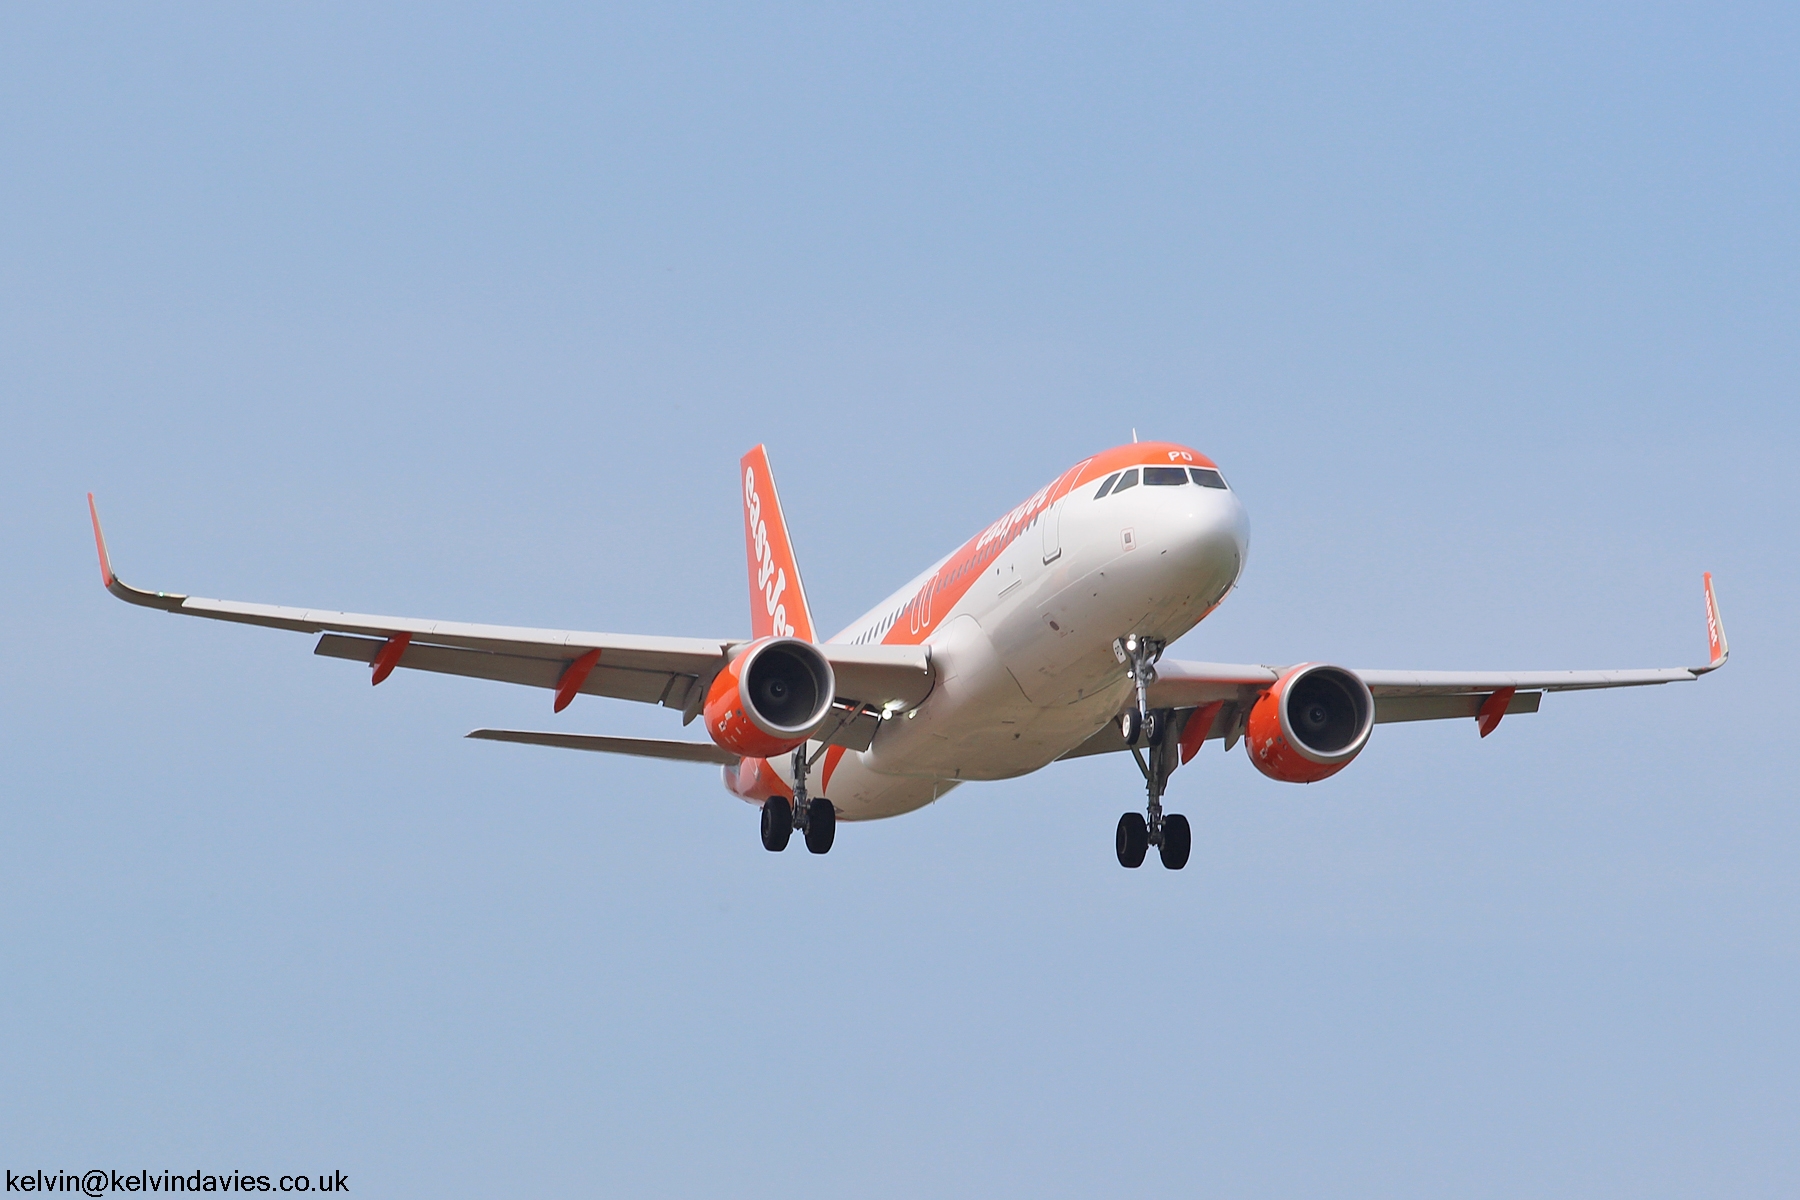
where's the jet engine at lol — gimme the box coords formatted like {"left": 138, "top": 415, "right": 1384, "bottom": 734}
{"left": 703, "top": 637, "right": 837, "bottom": 759}
{"left": 1244, "top": 662, "right": 1374, "bottom": 783}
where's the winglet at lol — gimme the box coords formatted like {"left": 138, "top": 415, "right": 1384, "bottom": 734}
{"left": 1700, "top": 572, "right": 1728, "bottom": 672}
{"left": 87, "top": 493, "right": 115, "bottom": 587}
{"left": 86, "top": 495, "right": 187, "bottom": 611}
{"left": 739, "top": 445, "right": 816, "bottom": 642}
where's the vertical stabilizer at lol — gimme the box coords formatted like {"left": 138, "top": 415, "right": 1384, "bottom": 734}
{"left": 739, "top": 445, "right": 817, "bottom": 642}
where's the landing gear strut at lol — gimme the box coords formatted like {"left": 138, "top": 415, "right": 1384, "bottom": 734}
{"left": 1113, "top": 634, "right": 1190, "bottom": 870}
{"left": 760, "top": 742, "right": 837, "bottom": 854}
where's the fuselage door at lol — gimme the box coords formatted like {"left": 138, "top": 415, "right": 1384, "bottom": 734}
{"left": 1042, "top": 498, "right": 1063, "bottom": 564}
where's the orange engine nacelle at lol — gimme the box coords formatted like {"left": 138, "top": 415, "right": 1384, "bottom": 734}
{"left": 703, "top": 637, "right": 837, "bottom": 759}
{"left": 1244, "top": 663, "right": 1375, "bottom": 783}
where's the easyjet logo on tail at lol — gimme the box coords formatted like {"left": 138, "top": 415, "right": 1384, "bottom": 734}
{"left": 740, "top": 446, "right": 816, "bottom": 643}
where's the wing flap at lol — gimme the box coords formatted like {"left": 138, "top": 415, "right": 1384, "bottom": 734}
{"left": 1144, "top": 661, "right": 1278, "bottom": 708}
{"left": 315, "top": 634, "right": 696, "bottom": 706}
{"left": 1058, "top": 702, "right": 1244, "bottom": 762}
{"left": 825, "top": 642, "right": 935, "bottom": 709}
{"left": 1375, "top": 690, "right": 1542, "bottom": 724}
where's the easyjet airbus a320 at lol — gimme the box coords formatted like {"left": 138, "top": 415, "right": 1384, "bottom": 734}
{"left": 89, "top": 441, "right": 1728, "bottom": 868}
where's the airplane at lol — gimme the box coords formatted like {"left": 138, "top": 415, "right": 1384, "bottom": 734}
{"left": 87, "top": 440, "right": 1729, "bottom": 868}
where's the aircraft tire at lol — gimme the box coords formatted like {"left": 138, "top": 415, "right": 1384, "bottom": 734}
{"left": 1116, "top": 812, "right": 1148, "bottom": 868}
{"left": 804, "top": 798, "right": 836, "bottom": 854}
{"left": 761, "top": 797, "right": 793, "bottom": 852}
{"left": 1159, "top": 814, "right": 1191, "bottom": 870}
{"left": 1119, "top": 709, "right": 1143, "bottom": 746}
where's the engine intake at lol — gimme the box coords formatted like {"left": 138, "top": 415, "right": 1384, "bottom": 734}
{"left": 1245, "top": 662, "right": 1374, "bottom": 783}
{"left": 704, "top": 637, "right": 837, "bottom": 759}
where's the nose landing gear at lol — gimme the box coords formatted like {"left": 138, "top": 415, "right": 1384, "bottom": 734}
{"left": 759, "top": 742, "right": 837, "bottom": 854}
{"left": 1114, "top": 634, "right": 1190, "bottom": 870}
{"left": 1114, "top": 711, "right": 1190, "bottom": 869}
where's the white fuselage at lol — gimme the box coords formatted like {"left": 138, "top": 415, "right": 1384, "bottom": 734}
{"left": 756, "top": 451, "right": 1251, "bottom": 820}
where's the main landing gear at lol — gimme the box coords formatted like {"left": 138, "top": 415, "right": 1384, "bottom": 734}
{"left": 760, "top": 743, "right": 836, "bottom": 854}
{"left": 1113, "top": 634, "right": 1191, "bottom": 870}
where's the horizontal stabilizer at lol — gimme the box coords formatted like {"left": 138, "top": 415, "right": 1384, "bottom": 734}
{"left": 467, "top": 728, "right": 739, "bottom": 765}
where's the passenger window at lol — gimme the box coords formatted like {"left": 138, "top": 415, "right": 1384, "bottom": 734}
{"left": 1112, "top": 468, "right": 1139, "bottom": 493}
{"left": 1144, "top": 466, "right": 1188, "bottom": 486}
{"left": 1093, "top": 472, "right": 1122, "bottom": 499}
{"left": 1190, "top": 468, "right": 1228, "bottom": 489}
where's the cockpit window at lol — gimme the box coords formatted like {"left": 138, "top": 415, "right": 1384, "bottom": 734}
{"left": 1111, "top": 468, "right": 1139, "bottom": 493}
{"left": 1144, "top": 466, "right": 1188, "bottom": 486}
{"left": 1093, "top": 472, "right": 1122, "bottom": 499}
{"left": 1190, "top": 468, "right": 1228, "bottom": 489}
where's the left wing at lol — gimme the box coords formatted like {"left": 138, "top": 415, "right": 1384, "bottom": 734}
{"left": 88, "top": 495, "right": 934, "bottom": 736}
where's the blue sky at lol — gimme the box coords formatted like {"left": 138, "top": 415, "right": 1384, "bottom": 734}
{"left": 2, "top": 3, "right": 1795, "bottom": 1196}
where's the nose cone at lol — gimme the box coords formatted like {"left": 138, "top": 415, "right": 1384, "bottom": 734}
{"left": 1172, "top": 486, "right": 1250, "bottom": 597}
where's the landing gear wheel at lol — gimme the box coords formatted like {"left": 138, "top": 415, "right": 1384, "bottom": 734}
{"left": 1159, "top": 813, "right": 1191, "bottom": 870}
{"left": 1119, "top": 709, "right": 1143, "bottom": 747}
{"left": 804, "top": 798, "right": 837, "bottom": 854}
{"left": 1143, "top": 710, "right": 1164, "bottom": 747}
{"left": 760, "top": 798, "right": 792, "bottom": 852}
{"left": 1116, "top": 812, "right": 1148, "bottom": 868}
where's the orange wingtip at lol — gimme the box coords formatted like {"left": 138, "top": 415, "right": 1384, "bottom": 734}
{"left": 87, "top": 493, "right": 115, "bottom": 587}
{"left": 1703, "top": 572, "right": 1728, "bottom": 668}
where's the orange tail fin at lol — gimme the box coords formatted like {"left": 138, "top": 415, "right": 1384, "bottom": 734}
{"left": 739, "top": 445, "right": 816, "bottom": 642}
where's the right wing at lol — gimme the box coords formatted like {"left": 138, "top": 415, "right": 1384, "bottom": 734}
{"left": 89, "top": 495, "right": 934, "bottom": 738}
